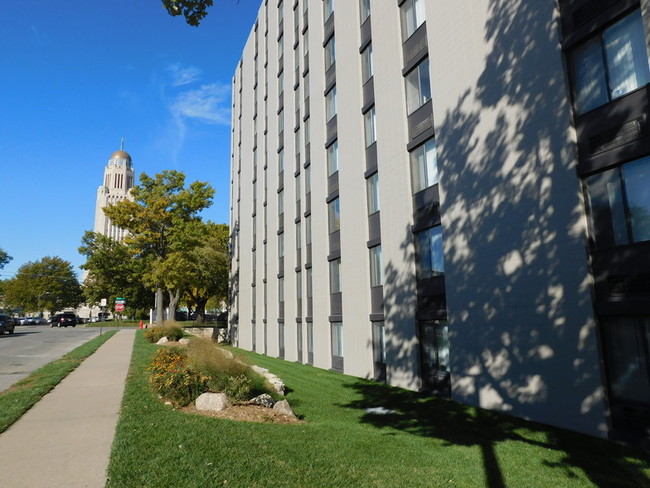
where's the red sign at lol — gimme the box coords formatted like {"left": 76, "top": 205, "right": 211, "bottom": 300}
{"left": 115, "top": 303, "right": 125, "bottom": 312}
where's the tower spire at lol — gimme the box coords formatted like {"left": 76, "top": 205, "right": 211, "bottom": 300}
{"left": 120, "top": 137, "right": 125, "bottom": 151}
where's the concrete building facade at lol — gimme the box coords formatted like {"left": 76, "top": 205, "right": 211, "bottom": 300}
{"left": 229, "top": 0, "right": 650, "bottom": 445}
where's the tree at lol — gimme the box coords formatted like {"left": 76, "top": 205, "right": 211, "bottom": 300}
{"left": 79, "top": 231, "right": 154, "bottom": 319}
{"left": 161, "top": 0, "right": 214, "bottom": 27}
{"left": 3, "top": 257, "right": 82, "bottom": 314}
{"left": 103, "top": 170, "right": 215, "bottom": 325}
{"left": 0, "top": 247, "right": 11, "bottom": 270}
{"left": 183, "top": 222, "right": 229, "bottom": 321}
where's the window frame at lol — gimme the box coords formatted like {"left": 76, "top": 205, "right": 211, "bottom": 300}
{"left": 569, "top": 9, "right": 650, "bottom": 115}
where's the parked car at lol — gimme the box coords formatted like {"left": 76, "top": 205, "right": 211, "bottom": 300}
{"left": 26, "top": 317, "right": 43, "bottom": 325}
{"left": 49, "top": 313, "right": 78, "bottom": 328}
{"left": 0, "top": 314, "right": 16, "bottom": 334}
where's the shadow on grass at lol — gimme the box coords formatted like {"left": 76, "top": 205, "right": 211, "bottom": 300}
{"left": 344, "top": 381, "right": 650, "bottom": 488}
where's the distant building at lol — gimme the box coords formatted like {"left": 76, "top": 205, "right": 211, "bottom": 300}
{"left": 229, "top": 0, "right": 650, "bottom": 446}
{"left": 93, "top": 145, "right": 135, "bottom": 241}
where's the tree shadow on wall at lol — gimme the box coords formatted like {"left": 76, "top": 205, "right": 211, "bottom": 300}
{"left": 376, "top": 0, "right": 648, "bottom": 486}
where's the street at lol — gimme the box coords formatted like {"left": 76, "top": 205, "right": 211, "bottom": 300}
{"left": 0, "top": 325, "right": 106, "bottom": 393}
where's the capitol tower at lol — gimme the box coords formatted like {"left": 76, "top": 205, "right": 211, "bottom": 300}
{"left": 93, "top": 140, "right": 134, "bottom": 241}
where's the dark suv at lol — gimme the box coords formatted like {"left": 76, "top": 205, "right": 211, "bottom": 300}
{"left": 49, "top": 313, "right": 78, "bottom": 328}
{"left": 0, "top": 314, "right": 16, "bottom": 334}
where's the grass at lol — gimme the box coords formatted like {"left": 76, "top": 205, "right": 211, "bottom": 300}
{"left": 0, "top": 330, "right": 117, "bottom": 434}
{"left": 107, "top": 331, "right": 650, "bottom": 488}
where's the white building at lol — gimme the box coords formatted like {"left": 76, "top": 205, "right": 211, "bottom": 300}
{"left": 93, "top": 146, "right": 135, "bottom": 241}
{"left": 229, "top": 0, "right": 650, "bottom": 446}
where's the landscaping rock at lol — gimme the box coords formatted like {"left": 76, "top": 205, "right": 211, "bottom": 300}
{"left": 196, "top": 392, "right": 230, "bottom": 412}
{"left": 249, "top": 394, "right": 275, "bottom": 408}
{"left": 251, "top": 366, "right": 286, "bottom": 395}
{"left": 178, "top": 338, "right": 190, "bottom": 345}
{"left": 273, "top": 400, "right": 295, "bottom": 417}
{"left": 156, "top": 337, "right": 169, "bottom": 345}
{"left": 218, "top": 348, "right": 234, "bottom": 360}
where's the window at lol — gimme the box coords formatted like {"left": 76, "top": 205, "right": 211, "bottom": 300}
{"left": 328, "top": 197, "right": 340, "bottom": 232}
{"left": 329, "top": 258, "right": 341, "bottom": 293}
{"left": 331, "top": 321, "right": 343, "bottom": 357}
{"left": 296, "top": 272, "right": 302, "bottom": 301}
{"left": 324, "top": 0, "right": 334, "bottom": 21}
{"left": 278, "top": 189, "right": 284, "bottom": 215}
{"left": 327, "top": 140, "right": 339, "bottom": 175}
{"left": 415, "top": 225, "right": 445, "bottom": 278}
{"left": 372, "top": 321, "right": 386, "bottom": 364}
{"left": 295, "top": 174, "right": 301, "bottom": 203}
{"left": 326, "top": 86, "right": 337, "bottom": 121}
{"left": 303, "top": 29, "right": 309, "bottom": 57}
{"left": 570, "top": 10, "right": 650, "bottom": 114}
{"left": 601, "top": 316, "right": 650, "bottom": 404}
{"left": 306, "top": 214, "right": 312, "bottom": 244}
{"left": 400, "top": 0, "right": 425, "bottom": 40}
{"left": 364, "top": 107, "right": 376, "bottom": 147}
{"left": 325, "top": 36, "right": 336, "bottom": 70}
{"left": 278, "top": 232, "right": 285, "bottom": 257}
{"left": 295, "top": 128, "right": 301, "bottom": 156}
{"left": 279, "top": 276, "right": 285, "bottom": 303}
{"left": 279, "top": 33, "right": 285, "bottom": 59}
{"left": 367, "top": 172, "right": 380, "bottom": 214}
{"left": 410, "top": 138, "right": 439, "bottom": 193}
{"left": 361, "top": 44, "right": 373, "bottom": 84}
{"left": 405, "top": 58, "right": 431, "bottom": 114}
{"left": 360, "top": 0, "right": 370, "bottom": 24}
{"left": 278, "top": 147, "right": 285, "bottom": 173}
{"left": 306, "top": 267, "right": 313, "bottom": 298}
{"left": 296, "top": 220, "right": 302, "bottom": 249}
{"left": 305, "top": 164, "right": 311, "bottom": 194}
{"left": 420, "top": 320, "right": 450, "bottom": 373}
{"left": 586, "top": 156, "right": 650, "bottom": 247}
{"left": 369, "top": 245, "right": 383, "bottom": 287}
{"left": 278, "top": 108, "right": 284, "bottom": 133}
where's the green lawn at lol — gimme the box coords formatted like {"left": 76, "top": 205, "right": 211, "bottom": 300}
{"left": 0, "top": 330, "right": 117, "bottom": 434}
{"left": 107, "top": 331, "right": 650, "bottom": 488}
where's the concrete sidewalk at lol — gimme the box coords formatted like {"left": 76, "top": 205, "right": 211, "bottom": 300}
{"left": 0, "top": 329, "right": 135, "bottom": 488}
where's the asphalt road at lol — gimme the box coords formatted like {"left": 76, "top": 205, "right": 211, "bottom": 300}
{"left": 0, "top": 325, "right": 106, "bottom": 393}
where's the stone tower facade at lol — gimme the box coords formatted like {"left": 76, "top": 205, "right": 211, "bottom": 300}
{"left": 93, "top": 148, "right": 135, "bottom": 240}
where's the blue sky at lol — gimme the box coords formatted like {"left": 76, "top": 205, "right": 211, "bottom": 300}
{"left": 0, "top": 0, "right": 261, "bottom": 279}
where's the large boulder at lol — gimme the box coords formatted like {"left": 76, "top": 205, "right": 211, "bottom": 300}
{"left": 196, "top": 392, "right": 230, "bottom": 412}
{"left": 273, "top": 400, "right": 295, "bottom": 417}
{"left": 156, "top": 337, "right": 169, "bottom": 345}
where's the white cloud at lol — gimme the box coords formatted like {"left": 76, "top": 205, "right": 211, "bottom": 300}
{"left": 170, "top": 83, "right": 231, "bottom": 125}
{"left": 167, "top": 63, "right": 202, "bottom": 86}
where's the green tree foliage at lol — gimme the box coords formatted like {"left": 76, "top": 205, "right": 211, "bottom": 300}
{"left": 79, "top": 231, "right": 154, "bottom": 318}
{"left": 0, "top": 247, "right": 11, "bottom": 270}
{"left": 3, "top": 257, "right": 82, "bottom": 314}
{"left": 103, "top": 170, "right": 215, "bottom": 324}
{"left": 183, "top": 222, "right": 229, "bottom": 321}
{"left": 161, "top": 0, "right": 213, "bottom": 27}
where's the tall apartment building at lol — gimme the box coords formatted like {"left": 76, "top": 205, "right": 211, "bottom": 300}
{"left": 229, "top": 0, "right": 650, "bottom": 445}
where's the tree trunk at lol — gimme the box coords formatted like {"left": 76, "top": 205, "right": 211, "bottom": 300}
{"left": 168, "top": 289, "right": 181, "bottom": 322}
{"left": 194, "top": 297, "right": 209, "bottom": 323}
{"left": 156, "top": 288, "right": 165, "bottom": 326}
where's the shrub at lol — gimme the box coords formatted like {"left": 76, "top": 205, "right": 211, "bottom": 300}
{"left": 143, "top": 323, "right": 184, "bottom": 343}
{"left": 148, "top": 347, "right": 208, "bottom": 406}
{"left": 187, "top": 337, "right": 276, "bottom": 402}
